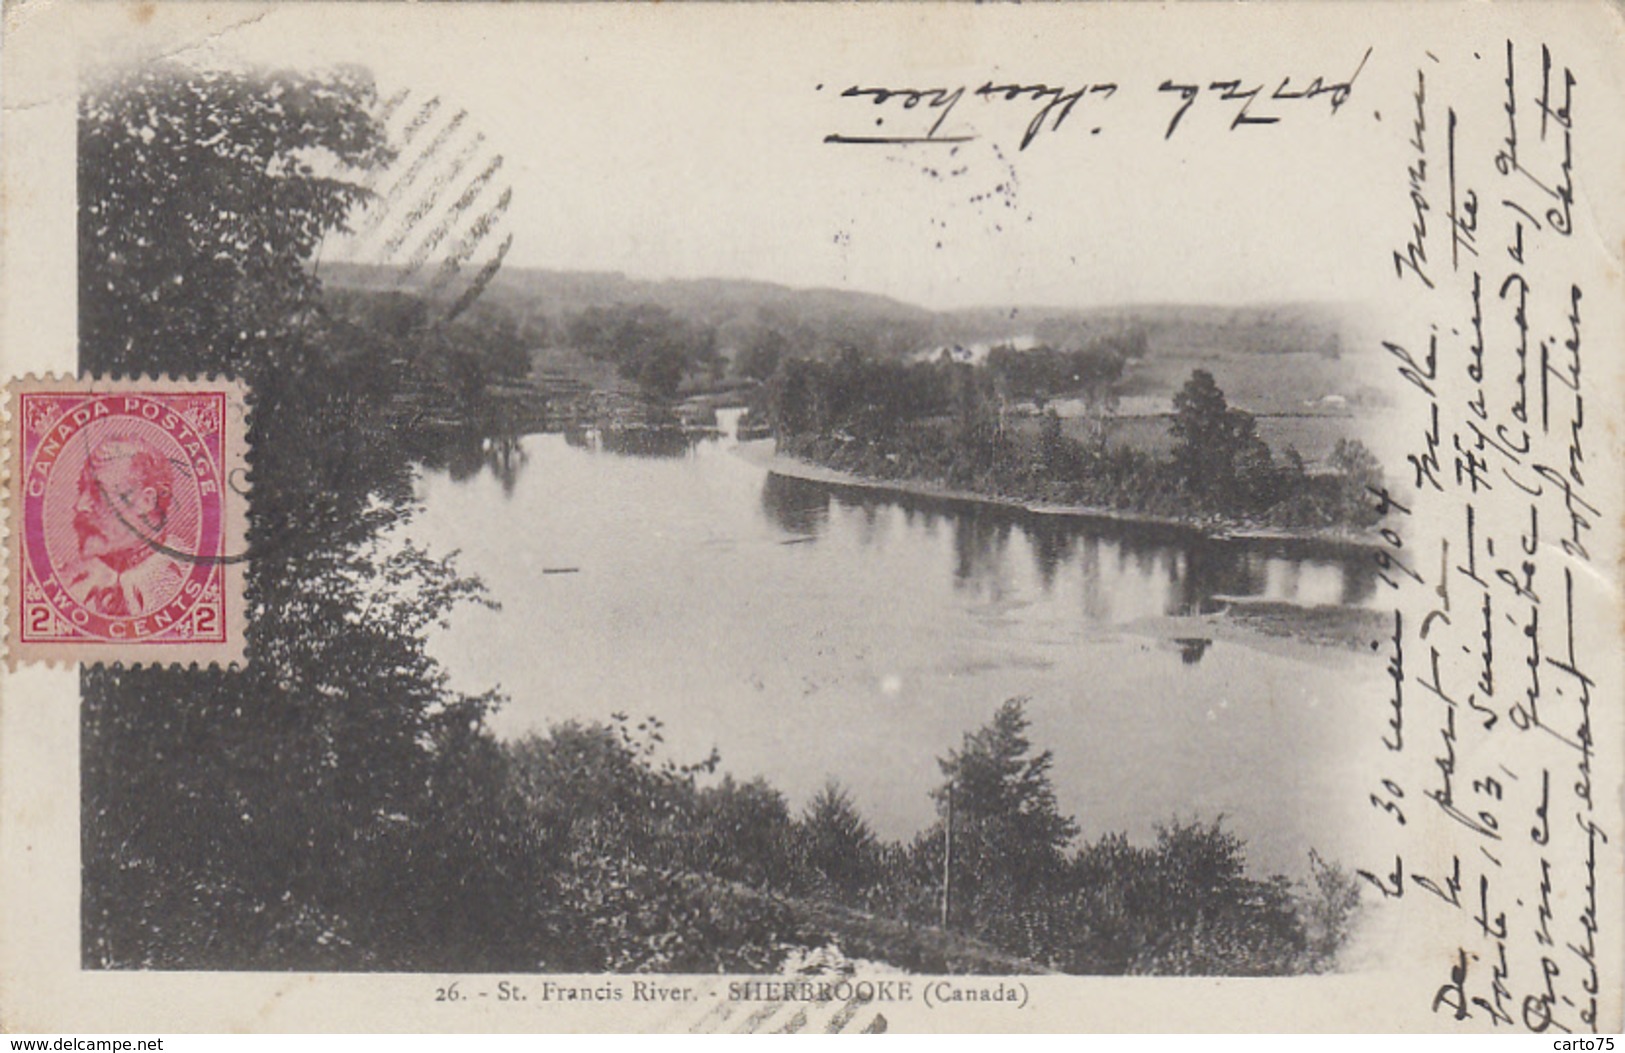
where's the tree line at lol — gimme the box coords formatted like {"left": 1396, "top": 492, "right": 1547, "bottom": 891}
{"left": 321, "top": 288, "right": 533, "bottom": 412}
{"left": 565, "top": 303, "right": 723, "bottom": 399}
{"left": 366, "top": 698, "right": 1365, "bottom": 975}
{"left": 757, "top": 345, "right": 1384, "bottom": 531}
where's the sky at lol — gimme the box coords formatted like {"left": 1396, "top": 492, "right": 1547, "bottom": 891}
{"left": 56, "top": 3, "right": 1436, "bottom": 313}
{"left": 70, "top": 3, "right": 1625, "bottom": 314}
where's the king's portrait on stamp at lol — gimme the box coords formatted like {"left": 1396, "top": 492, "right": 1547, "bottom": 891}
{"left": 66, "top": 435, "right": 186, "bottom": 618}
{"left": 7, "top": 378, "right": 248, "bottom": 666}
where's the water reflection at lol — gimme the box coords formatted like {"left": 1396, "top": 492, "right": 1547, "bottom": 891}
{"left": 1174, "top": 637, "right": 1213, "bottom": 665}
{"left": 950, "top": 512, "right": 1015, "bottom": 601}
{"left": 429, "top": 424, "right": 1380, "bottom": 623}
{"left": 759, "top": 472, "right": 831, "bottom": 536}
{"left": 1029, "top": 519, "right": 1080, "bottom": 592}
{"left": 564, "top": 425, "right": 710, "bottom": 459}
{"left": 407, "top": 426, "right": 530, "bottom": 497}
{"left": 759, "top": 475, "right": 1379, "bottom": 622}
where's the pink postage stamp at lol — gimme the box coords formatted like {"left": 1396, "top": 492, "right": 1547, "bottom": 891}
{"left": 5, "top": 376, "right": 248, "bottom": 667}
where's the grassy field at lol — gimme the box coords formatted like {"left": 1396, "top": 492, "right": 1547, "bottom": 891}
{"left": 1119, "top": 349, "right": 1388, "bottom": 417}
{"left": 1007, "top": 307, "right": 1386, "bottom": 468}
{"left": 1009, "top": 412, "right": 1360, "bottom": 469}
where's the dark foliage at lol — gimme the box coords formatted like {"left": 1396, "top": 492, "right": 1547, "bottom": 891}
{"left": 794, "top": 780, "right": 882, "bottom": 901}
{"left": 898, "top": 703, "right": 1361, "bottom": 975}
{"left": 322, "top": 289, "right": 533, "bottom": 412}
{"left": 737, "top": 324, "right": 791, "bottom": 383}
{"left": 762, "top": 350, "right": 953, "bottom": 439}
{"left": 933, "top": 699, "right": 1077, "bottom": 907}
{"left": 499, "top": 718, "right": 805, "bottom": 971}
{"left": 566, "top": 303, "right": 718, "bottom": 399}
{"left": 1169, "top": 368, "right": 1280, "bottom": 509}
{"left": 987, "top": 340, "right": 1126, "bottom": 416}
{"left": 80, "top": 64, "right": 392, "bottom": 379}
{"left": 79, "top": 63, "right": 515, "bottom": 970}
{"left": 762, "top": 347, "right": 1382, "bottom": 531}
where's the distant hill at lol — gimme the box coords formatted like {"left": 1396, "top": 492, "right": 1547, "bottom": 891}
{"left": 324, "top": 262, "right": 932, "bottom": 321}
{"left": 320, "top": 262, "right": 1356, "bottom": 369}
{"left": 321, "top": 262, "right": 944, "bottom": 357}
{"left": 948, "top": 302, "right": 1348, "bottom": 358}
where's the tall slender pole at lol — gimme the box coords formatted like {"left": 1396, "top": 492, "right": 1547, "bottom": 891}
{"left": 941, "top": 780, "right": 954, "bottom": 929}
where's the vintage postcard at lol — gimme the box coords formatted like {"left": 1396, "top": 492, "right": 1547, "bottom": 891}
{"left": 0, "top": 0, "right": 1620, "bottom": 1036}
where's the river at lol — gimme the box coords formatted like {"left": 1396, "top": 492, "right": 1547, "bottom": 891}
{"left": 410, "top": 411, "right": 1387, "bottom": 877}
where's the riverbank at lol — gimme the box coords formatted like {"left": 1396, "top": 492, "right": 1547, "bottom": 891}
{"left": 731, "top": 440, "right": 1378, "bottom": 552}
{"left": 732, "top": 439, "right": 1386, "bottom": 656}
{"left": 1123, "top": 602, "right": 1388, "bottom": 660}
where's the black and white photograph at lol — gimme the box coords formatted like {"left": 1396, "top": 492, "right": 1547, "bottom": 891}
{"left": 1, "top": 1, "right": 1621, "bottom": 1036}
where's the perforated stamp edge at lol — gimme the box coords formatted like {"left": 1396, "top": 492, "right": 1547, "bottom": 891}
{"left": 3, "top": 374, "right": 250, "bottom": 670}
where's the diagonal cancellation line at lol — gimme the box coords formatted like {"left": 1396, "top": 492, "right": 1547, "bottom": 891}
{"left": 772, "top": 1008, "right": 811, "bottom": 1035}
{"left": 682, "top": 989, "right": 859, "bottom": 1036}
{"left": 737, "top": 1002, "right": 789, "bottom": 1035}
{"left": 775, "top": 991, "right": 842, "bottom": 1035}
{"left": 381, "top": 109, "right": 469, "bottom": 210}
{"left": 397, "top": 94, "right": 443, "bottom": 149}
{"left": 401, "top": 153, "right": 506, "bottom": 277}
{"left": 424, "top": 185, "right": 513, "bottom": 297}
{"left": 357, "top": 108, "right": 469, "bottom": 240}
{"left": 823, "top": 995, "right": 871, "bottom": 1033}
{"left": 374, "top": 87, "right": 411, "bottom": 130}
{"left": 353, "top": 95, "right": 448, "bottom": 232}
{"left": 444, "top": 230, "right": 514, "bottom": 321}
{"left": 687, "top": 995, "right": 740, "bottom": 1034}
{"left": 354, "top": 88, "right": 418, "bottom": 194}
{"left": 370, "top": 94, "right": 442, "bottom": 186}
{"left": 378, "top": 131, "right": 488, "bottom": 260}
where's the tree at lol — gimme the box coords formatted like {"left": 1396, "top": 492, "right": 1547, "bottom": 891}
{"left": 499, "top": 719, "right": 802, "bottom": 973}
{"left": 1298, "top": 849, "right": 1363, "bottom": 971}
{"left": 763, "top": 356, "right": 828, "bottom": 436}
{"left": 935, "top": 698, "right": 1078, "bottom": 907}
{"left": 987, "top": 343, "right": 1125, "bottom": 418}
{"left": 738, "top": 326, "right": 788, "bottom": 383}
{"left": 1129, "top": 819, "right": 1306, "bottom": 975}
{"left": 1328, "top": 438, "right": 1384, "bottom": 525}
{"left": 692, "top": 776, "right": 796, "bottom": 890}
{"left": 566, "top": 303, "right": 715, "bottom": 399}
{"left": 506, "top": 718, "right": 700, "bottom": 871}
{"left": 1036, "top": 408, "right": 1077, "bottom": 484}
{"left": 1070, "top": 340, "right": 1128, "bottom": 440}
{"left": 1170, "top": 369, "right": 1276, "bottom": 511}
{"left": 796, "top": 779, "right": 880, "bottom": 899}
{"left": 78, "top": 64, "right": 503, "bottom": 969}
{"left": 79, "top": 64, "right": 392, "bottom": 378}
{"left": 1060, "top": 818, "right": 1317, "bottom": 976}
{"left": 1169, "top": 369, "right": 1230, "bottom": 490}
